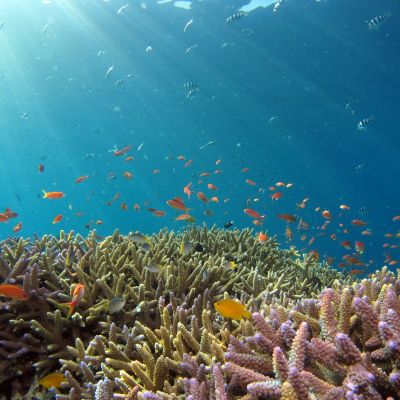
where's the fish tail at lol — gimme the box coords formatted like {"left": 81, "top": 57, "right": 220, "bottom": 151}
{"left": 41, "top": 190, "right": 47, "bottom": 198}
{"left": 60, "top": 301, "right": 75, "bottom": 317}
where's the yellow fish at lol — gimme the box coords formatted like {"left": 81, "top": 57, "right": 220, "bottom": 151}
{"left": 214, "top": 298, "right": 251, "bottom": 320}
{"left": 39, "top": 372, "right": 66, "bottom": 389}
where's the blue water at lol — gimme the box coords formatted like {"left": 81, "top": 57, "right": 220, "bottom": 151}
{"left": 0, "top": 0, "right": 399, "bottom": 273}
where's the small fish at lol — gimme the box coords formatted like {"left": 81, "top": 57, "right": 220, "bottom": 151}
{"left": 39, "top": 372, "right": 66, "bottom": 389}
{"left": 137, "top": 142, "right": 144, "bottom": 151}
{"left": 277, "top": 213, "right": 297, "bottom": 222}
{"left": 258, "top": 232, "right": 268, "bottom": 242}
{"left": 146, "top": 262, "right": 162, "bottom": 273}
{"left": 244, "top": 208, "right": 264, "bottom": 220}
{"left": 184, "top": 82, "right": 199, "bottom": 90}
{"left": 184, "top": 18, "right": 193, "bottom": 32}
{"left": 42, "top": 190, "right": 65, "bottom": 199}
{"left": 214, "top": 298, "right": 251, "bottom": 320}
{"left": 273, "top": 0, "right": 284, "bottom": 13}
{"left": 322, "top": 210, "right": 332, "bottom": 220}
{"left": 146, "top": 46, "right": 153, "bottom": 53}
{"left": 176, "top": 214, "right": 195, "bottom": 222}
{"left": 226, "top": 12, "right": 245, "bottom": 24}
{"left": 180, "top": 241, "right": 193, "bottom": 256}
{"left": 167, "top": 197, "right": 189, "bottom": 211}
{"left": 355, "top": 241, "right": 365, "bottom": 254}
{"left": 13, "top": 222, "right": 22, "bottom": 233}
{"left": 223, "top": 260, "right": 237, "bottom": 270}
{"left": 123, "top": 171, "right": 133, "bottom": 179}
{"left": 197, "top": 192, "right": 208, "bottom": 203}
{"left": 340, "top": 204, "right": 350, "bottom": 210}
{"left": 62, "top": 284, "right": 85, "bottom": 317}
{"left": 114, "top": 145, "right": 131, "bottom": 156}
{"left": 366, "top": 12, "right": 391, "bottom": 30}
{"left": 357, "top": 115, "right": 374, "bottom": 131}
{"left": 352, "top": 219, "right": 368, "bottom": 226}
{"left": 38, "top": 164, "right": 44, "bottom": 173}
{"left": 271, "top": 191, "right": 282, "bottom": 200}
{"left": 75, "top": 175, "right": 89, "bottom": 183}
{"left": 108, "top": 297, "right": 126, "bottom": 314}
{"left": 131, "top": 233, "right": 151, "bottom": 245}
{"left": 115, "top": 79, "right": 125, "bottom": 86}
{"left": 224, "top": 221, "right": 234, "bottom": 228}
{"left": 117, "top": 4, "right": 129, "bottom": 15}
{"left": 52, "top": 214, "right": 63, "bottom": 224}
{"left": 105, "top": 65, "right": 114, "bottom": 79}
{"left": 0, "top": 284, "right": 29, "bottom": 300}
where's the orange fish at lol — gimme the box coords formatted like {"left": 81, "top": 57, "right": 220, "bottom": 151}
{"left": 167, "top": 197, "right": 188, "bottom": 211}
{"left": 242, "top": 167, "right": 249, "bottom": 173}
{"left": 200, "top": 172, "right": 211, "bottom": 177}
{"left": 13, "top": 222, "right": 22, "bottom": 233}
{"left": 246, "top": 179, "right": 256, "bottom": 186}
{"left": 114, "top": 145, "right": 131, "bottom": 156}
{"left": 211, "top": 196, "right": 219, "bottom": 203}
{"left": 75, "top": 175, "right": 89, "bottom": 184}
{"left": 277, "top": 213, "right": 297, "bottom": 222}
{"left": 271, "top": 192, "right": 282, "bottom": 200}
{"left": 38, "top": 164, "right": 44, "bottom": 173}
{"left": 352, "top": 219, "right": 368, "bottom": 226}
{"left": 120, "top": 202, "right": 128, "bottom": 210}
{"left": 322, "top": 210, "right": 332, "bottom": 220}
{"left": 276, "top": 182, "right": 286, "bottom": 187}
{"left": 252, "top": 219, "right": 263, "bottom": 226}
{"left": 0, "top": 284, "right": 29, "bottom": 300}
{"left": 184, "top": 159, "right": 193, "bottom": 168}
{"left": 308, "top": 236, "right": 315, "bottom": 246}
{"left": 42, "top": 190, "right": 65, "bottom": 199}
{"left": 207, "top": 183, "right": 218, "bottom": 191}
{"left": 392, "top": 216, "right": 400, "bottom": 222}
{"left": 123, "top": 171, "right": 133, "bottom": 179}
{"left": 63, "top": 284, "right": 85, "bottom": 317}
{"left": 244, "top": 208, "right": 264, "bottom": 219}
{"left": 176, "top": 214, "right": 195, "bottom": 222}
{"left": 184, "top": 183, "right": 192, "bottom": 199}
{"left": 355, "top": 241, "right": 365, "bottom": 254}
{"left": 361, "top": 230, "right": 372, "bottom": 236}
{"left": 133, "top": 203, "right": 140, "bottom": 211}
{"left": 285, "top": 227, "right": 293, "bottom": 241}
{"left": 258, "top": 232, "right": 268, "bottom": 242}
{"left": 125, "top": 156, "right": 134, "bottom": 161}
{"left": 52, "top": 215, "right": 63, "bottom": 224}
{"left": 341, "top": 241, "right": 352, "bottom": 250}
{"left": 152, "top": 210, "right": 166, "bottom": 217}
{"left": 340, "top": 204, "right": 350, "bottom": 210}
{"left": 197, "top": 192, "right": 208, "bottom": 203}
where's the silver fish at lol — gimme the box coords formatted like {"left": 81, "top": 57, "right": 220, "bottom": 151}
{"left": 226, "top": 12, "right": 245, "bottom": 24}
{"left": 146, "top": 261, "right": 162, "bottom": 273}
{"left": 108, "top": 297, "right": 126, "bottom": 314}
{"left": 131, "top": 233, "right": 150, "bottom": 245}
{"left": 367, "top": 12, "right": 391, "bottom": 30}
{"left": 357, "top": 115, "right": 374, "bottom": 131}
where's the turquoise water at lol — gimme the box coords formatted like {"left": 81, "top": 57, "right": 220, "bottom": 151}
{"left": 0, "top": 0, "right": 399, "bottom": 273}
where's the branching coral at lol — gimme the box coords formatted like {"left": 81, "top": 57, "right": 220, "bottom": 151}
{"left": 0, "top": 227, "right": 354, "bottom": 398}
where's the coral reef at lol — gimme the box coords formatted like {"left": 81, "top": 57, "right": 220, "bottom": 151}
{"left": 0, "top": 226, "right": 370, "bottom": 399}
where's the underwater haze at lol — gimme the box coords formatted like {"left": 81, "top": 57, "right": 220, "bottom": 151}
{"left": 0, "top": 0, "right": 399, "bottom": 274}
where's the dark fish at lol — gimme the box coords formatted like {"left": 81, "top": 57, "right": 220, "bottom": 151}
{"left": 194, "top": 243, "right": 204, "bottom": 252}
{"left": 224, "top": 221, "right": 234, "bottom": 228}
{"left": 367, "top": 12, "right": 391, "bottom": 30}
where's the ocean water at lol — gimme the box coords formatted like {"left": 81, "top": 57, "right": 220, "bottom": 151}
{"left": 0, "top": 0, "right": 399, "bottom": 274}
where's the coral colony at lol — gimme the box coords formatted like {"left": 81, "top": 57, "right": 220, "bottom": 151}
{"left": 0, "top": 226, "right": 399, "bottom": 399}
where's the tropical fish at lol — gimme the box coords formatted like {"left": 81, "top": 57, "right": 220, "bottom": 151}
{"left": 75, "top": 175, "right": 89, "bottom": 183}
{"left": 271, "top": 192, "right": 282, "bottom": 200}
{"left": 167, "top": 197, "right": 188, "bottom": 211}
{"left": 244, "top": 208, "right": 264, "bottom": 219}
{"left": 146, "top": 262, "right": 162, "bottom": 273}
{"left": 197, "top": 192, "right": 208, "bottom": 203}
{"left": 207, "top": 183, "right": 218, "bottom": 191}
{"left": 214, "top": 298, "right": 251, "bottom": 320}
{"left": 357, "top": 115, "right": 374, "bottom": 131}
{"left": 277, "top": 213, "right": 297, "bottom": 222}
{"left": 38, "top": 164, "right": 44, "bottom": 173}
{"left": 0, "top": 284, "right": 29, "bottom": 300}
{"left": 224, "top": 221, "right": 234, "bottom": 228}
{"left": 108, "top": 297, "right": 126, "bottom": 314}
{"left": 176, "top": 214, "right": 195, "bottom": 222}
{"left": 366, "top": 12, "right": 391, "bottom": 30}
{"left": 63, "top": 283, "right": 85, "bottom": 317}
{"left": 180, "top": 241, "right": 193, "bottom": 256}
{"left": 352, "top": 219, "right": 368, "bottom": 226}
{"left": 223, "top": 260, "right": 237, "bottom": 270}
{"left": 131, "top": 233, "right": 151, "bottom": 245}
{"left": 183, "top": 18, "right": 193, "bottom": 32}
{"left": 52, "top": 214, "right": 62, "bottom": 224}
{"left": 123, "top": 171, "right": 133, "bottom": 179}
{"left": 13, "top": 222, "right": 22, "bottom": 233}
{"left": 42, "top": 190, "right": 65, "bottom": 199}
{"left": 226, "top": 12, "right": 245, "bottom": 24}
{"left": 322, "top": 210, "right": 332, "bottom": 220}
{"left": 39, "top": 372, "right": 66, "bottom": 389}
{"left": 114, "top": 145, "right": 131, "bottom": 156}
{"left": 258, "top": 232, "right": 268, "bottom": 242}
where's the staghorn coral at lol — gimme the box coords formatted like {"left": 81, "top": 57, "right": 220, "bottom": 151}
{"left": 0, "top": 226, "right": 353, "bottom": 398}
{"left": 223, "top": 267, "right": 400, "bottom": 399}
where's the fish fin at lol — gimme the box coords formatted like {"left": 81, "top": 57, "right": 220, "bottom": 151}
{"left": 60, "top": 301, "right": 75, "bottom": 317}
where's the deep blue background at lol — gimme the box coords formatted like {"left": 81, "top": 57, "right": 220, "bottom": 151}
{"left": 0, "top": 0, "right": 399, "bottom": 272}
